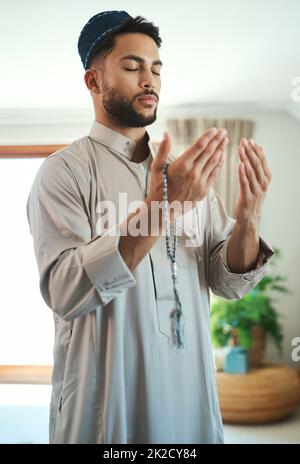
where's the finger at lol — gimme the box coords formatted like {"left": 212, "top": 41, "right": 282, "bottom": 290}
{"left": 201, "top": 136, "right": 229, "bottom": 183}
{"left": 249, "top": 139, "right": 272, "bottom": 182}
{"left": 240, "top": 139, "right": 265, "bottom": 185}
{"left": 181, "top": 127, "right": 222, "bottom": 164}
{"left": 152, "top": 131, "right": 171, "bottom": 171}
{"left": 206, "top": 149, "right": 226, "bottom": 187}
{"left": 238, "top": 162, "right": 251, "bottom": 198}
{"left": 193, "top": 128, "right": 228, "bottom": 167}
{"left": 239, "top": 146, "right": 260, "bottom": 195}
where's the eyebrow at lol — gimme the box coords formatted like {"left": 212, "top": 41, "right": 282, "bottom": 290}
{"left": 120, "top": 54, "right": 163, "bottom": 66}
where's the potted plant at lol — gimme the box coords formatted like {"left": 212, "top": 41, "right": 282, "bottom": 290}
{"left": 211, "top": 247, "right": 292, "bottom": 367}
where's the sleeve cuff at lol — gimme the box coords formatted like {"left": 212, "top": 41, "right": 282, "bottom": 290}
{"left": 220, "top": 234, "right": 275, "bottom": 282}
{"left": 81, "top": 223, "right": 136, "bottom": 306}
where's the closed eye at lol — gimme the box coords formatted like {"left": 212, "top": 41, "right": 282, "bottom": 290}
{"left": 124, "top": 68, "right": 161, "bottom": 76}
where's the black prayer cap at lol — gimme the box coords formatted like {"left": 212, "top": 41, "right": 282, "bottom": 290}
{"left": 78, "top": 10, "right": 132, "bottom": 70}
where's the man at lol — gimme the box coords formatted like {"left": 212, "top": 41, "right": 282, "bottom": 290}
{"left": 26, "top": 11, "right": 274, "bottom": 444}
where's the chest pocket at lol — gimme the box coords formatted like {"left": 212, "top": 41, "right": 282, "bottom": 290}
{"left": 156, "top": 299, "right": 175, "bottom": 340}
{"left": 150, "top": 236, "right": 200, "bottom": 341}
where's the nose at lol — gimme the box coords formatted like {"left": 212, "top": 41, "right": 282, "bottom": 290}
{"left": 140, "top": 68, "right": 157, "bottom": 91}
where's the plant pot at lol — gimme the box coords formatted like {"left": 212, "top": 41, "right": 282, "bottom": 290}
{"left": 230, "top": 325, "right": 266, "bottom": 367}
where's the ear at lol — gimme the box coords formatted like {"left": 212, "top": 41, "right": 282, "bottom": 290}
{"left": 84, "top": 69, "right": 102, "bottom": 95}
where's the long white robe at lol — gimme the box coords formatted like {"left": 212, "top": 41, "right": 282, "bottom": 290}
{"left": 26, "top": 120, "right": 274, "bottom": 444}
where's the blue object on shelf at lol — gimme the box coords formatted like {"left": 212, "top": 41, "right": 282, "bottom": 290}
{"left": 224, "top": 346, "right": 248, "bottom": 374}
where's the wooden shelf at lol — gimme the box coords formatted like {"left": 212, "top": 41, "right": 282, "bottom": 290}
{"left": 0, "top": 365, "right": 52, "bottom": 385}
{"left": 0, "top": 145, "right": 65, "bottom": 158}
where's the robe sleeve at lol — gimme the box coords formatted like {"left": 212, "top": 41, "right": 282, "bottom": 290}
{"left": 26, "top": 154, "right": 136, "bottom": 321}
{"left": 207, "top": 189, "right": 275, "bottom": 300}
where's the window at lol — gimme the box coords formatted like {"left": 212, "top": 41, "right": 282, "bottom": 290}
{"left": 0, "top": 148, "right": 63, "bottom": 366}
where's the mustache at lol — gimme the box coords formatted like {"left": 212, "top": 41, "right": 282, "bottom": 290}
{"left": 136, "top": 91, "right": 159, "bottom": 101}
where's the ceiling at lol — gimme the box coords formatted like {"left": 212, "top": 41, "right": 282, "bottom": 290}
{"left": 1, "top": 0, "right": 299, "bottom": 120}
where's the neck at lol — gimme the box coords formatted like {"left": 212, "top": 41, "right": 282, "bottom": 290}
{"left": 131, "top": 136, "right": 150, "bottom": 163}
{"left": 94, "top": 113, "right": 150, "bottom": 164}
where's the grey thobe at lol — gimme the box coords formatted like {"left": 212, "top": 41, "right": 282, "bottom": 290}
{"left": 26, "top": 120, "right": 275, "bottom": 444}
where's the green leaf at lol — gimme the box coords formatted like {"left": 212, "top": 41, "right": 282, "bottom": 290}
{"left": 236, "top": 326, "right": 253, "bottom": 349}
{"left": 210, "top": 245, "right": 289, "bottom": 352}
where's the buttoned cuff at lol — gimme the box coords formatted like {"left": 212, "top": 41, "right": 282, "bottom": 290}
{"left": 81, "top": 223, "right": 136, "bottom": 306}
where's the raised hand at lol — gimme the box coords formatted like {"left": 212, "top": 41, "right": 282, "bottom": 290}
{"left": 149, "top": 127, "right": 229, "bottom": 216}
{"left": 235, "top": 138, "right": 272, "bottom": 225}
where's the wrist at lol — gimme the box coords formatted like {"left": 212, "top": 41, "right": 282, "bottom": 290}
{"left": 236, "top": 215, "right": 260, "bottom": 230}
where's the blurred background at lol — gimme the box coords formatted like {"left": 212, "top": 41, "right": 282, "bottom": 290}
{"left": 0, "top": 0, "right": 299, "bottom": 444}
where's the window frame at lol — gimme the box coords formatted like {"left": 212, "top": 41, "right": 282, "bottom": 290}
{"left": 0, "top": 144, "right": 65, "bottom": 383}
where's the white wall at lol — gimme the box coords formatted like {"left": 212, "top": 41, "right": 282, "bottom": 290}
{"left": 253, "top": 112, "right": 300, "bottom": 366}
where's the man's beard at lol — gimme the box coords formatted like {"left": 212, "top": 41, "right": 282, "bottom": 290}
{"left": 101, "top": 80, "right": 158, "bottom": 128}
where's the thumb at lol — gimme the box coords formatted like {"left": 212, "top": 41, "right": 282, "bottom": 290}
{"left": 152, "top": 131, "right": 171, "bottom": 171}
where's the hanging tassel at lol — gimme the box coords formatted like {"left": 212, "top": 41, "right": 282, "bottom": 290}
{"left": 163, "top": 163, "right": 185, "bottom": 350}
{"left": 170, "top": 307, "right": 185, "bottom": 349}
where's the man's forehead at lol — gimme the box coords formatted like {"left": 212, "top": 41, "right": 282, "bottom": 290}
{"left": 111, "top": 33, "right": 161, "bottom": 63}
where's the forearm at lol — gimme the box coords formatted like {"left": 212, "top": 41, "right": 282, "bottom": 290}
{"left": 41, "top": 228, "right": 137, "bottom": 320}
{"left": 118, "top": 197, "right": 163, "bottom": 272}
{"left": 227, "top": 219, "right": 260, "bottom": 273}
